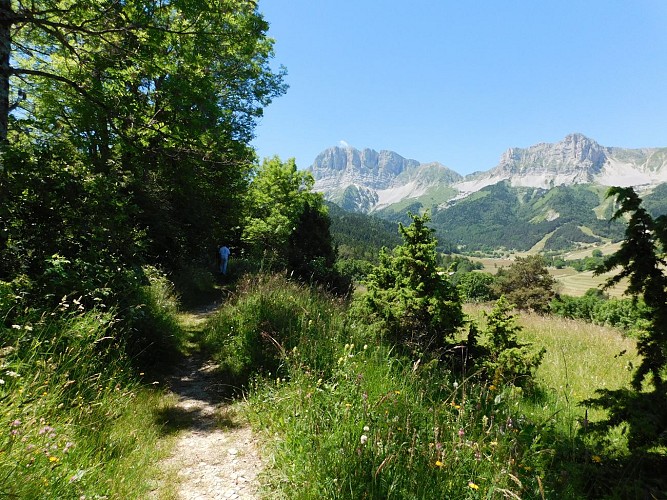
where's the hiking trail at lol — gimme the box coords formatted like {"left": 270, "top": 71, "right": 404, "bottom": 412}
{"left": 152, "top": 304, "right": 265, "bottom": 500}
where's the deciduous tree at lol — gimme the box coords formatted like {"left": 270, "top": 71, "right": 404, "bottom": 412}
{"left": 493, "top": 255, "right": 555, "bottom": 313}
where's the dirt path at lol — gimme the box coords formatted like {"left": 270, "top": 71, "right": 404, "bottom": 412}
{"left": 154, "top": 305, "right": 265, "bottom": 500}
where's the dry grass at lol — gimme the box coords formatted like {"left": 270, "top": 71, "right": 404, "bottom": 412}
{"left": 553, "top": 269, "right": 627, "bottom": 298}
{"left": 465, "top": 304, "right": 638, "bottom": 421}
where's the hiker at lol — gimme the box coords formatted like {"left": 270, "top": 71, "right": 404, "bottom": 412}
{"left": 219, "top": 245, "right": 230, "bottom": 274}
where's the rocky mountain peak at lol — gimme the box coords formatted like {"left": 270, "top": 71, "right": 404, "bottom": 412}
{"left": 310, "top": 146, "right": 421, "bottom": 189}
{"left": 497, "top": 133, "right": 607, "bottom": 177}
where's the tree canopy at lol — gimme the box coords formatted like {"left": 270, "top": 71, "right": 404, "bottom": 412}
{"left": 1, "top": 0, "right": 287, "bottom": 304}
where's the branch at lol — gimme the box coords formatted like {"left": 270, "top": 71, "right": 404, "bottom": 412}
{"left": 10, "top": 67, "right": 108, "bottom": 110}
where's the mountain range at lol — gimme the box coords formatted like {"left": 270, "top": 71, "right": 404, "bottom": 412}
{"left": 308, "top": 134, "right": 667, "bottom": 253}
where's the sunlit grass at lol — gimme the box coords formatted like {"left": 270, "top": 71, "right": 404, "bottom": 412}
{"left": 0, "top": 272, "right": 185, "bottom": 499}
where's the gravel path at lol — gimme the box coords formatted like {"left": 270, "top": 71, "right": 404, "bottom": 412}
{"left": 155, "top": 323, "right": 265, "bottom": 499}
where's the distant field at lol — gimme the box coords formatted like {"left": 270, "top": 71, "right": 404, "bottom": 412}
{"left": 553, "top": 268, "right": 627, "bottom": 297}
{"left": 469, "top": 255, "right": 628, "bottom": 297}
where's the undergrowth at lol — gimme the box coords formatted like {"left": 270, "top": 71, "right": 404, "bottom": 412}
{"left": 203, "top": 274, "right": 663, "bottom": 499}
{"left": 0, "top": 268, "right": 184, "bottom": 498}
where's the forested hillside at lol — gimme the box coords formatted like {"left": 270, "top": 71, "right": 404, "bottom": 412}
{"left": 429, "top": 182, "right": 626, "bottom": 252}
{"left": 326, "top": 202, "right": 402, "bottom": 261}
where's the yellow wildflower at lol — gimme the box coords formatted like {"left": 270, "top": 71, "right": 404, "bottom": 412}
{"left": 592, "top": 455, "right": 602, "bottom": 463}
{"left": 435, "top": 460, "right": 444, "bottom": 468}
{"left": 468, "top": 481, "right": 479, "bottom": 490}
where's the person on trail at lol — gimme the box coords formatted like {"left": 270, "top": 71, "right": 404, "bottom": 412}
{"left": 219, "top": 245, "right": 231, "bottom": 275}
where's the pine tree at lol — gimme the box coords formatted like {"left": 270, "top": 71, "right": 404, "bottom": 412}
{"left": 584, "top": 187, "right": 667, "bottom": 450}
{"left": 362, "top": 212, "right": 463, "bottom": 352}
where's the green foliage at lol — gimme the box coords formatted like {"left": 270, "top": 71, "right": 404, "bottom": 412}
{"left": 198, "top": 268, "right": 661, "bottom": 498}
{"left": 456, "top": 272, "right": 498, "bottom": 303}
{"left": 550, "top": 289, "right": 650, "bottom": 334}
{"left": 247, "top": 336, "right": 550, "bottom": 499}
{"left": 473, "top": 297, "right": 545, "bottom": 388}
{"left": 0, "top": 305, "right": 171, "bottom": 498}
{"left": 428, "top": 182, "right": 625, "bottom": 252}
{"left": 3, "top": 1, "right": 287, "bottom": 273}
{"left": 0, "top": 141, "right": 143, "bottom": 307}
{"left": 202, "top": 274, "right": 356, "bottom": 389}
{"left": 359, "top": 212, "right": 463, "bottom": 351}
{"left": 243, "top": 157, "right": 348, "bottom": 292}
{"left": 543, "top": 223, "right": 600, "bottom": 252}
{"left": 327, "top": 201, "right": 402, "bottom": 263}
{"left": 493, "top": 255, "right": 556, "bottom": 313}
{"left": 583, "top": 187, "right": 667, "bottom": 451}
{"left": 243, "top": 157, "right": 317, "bottom": 261}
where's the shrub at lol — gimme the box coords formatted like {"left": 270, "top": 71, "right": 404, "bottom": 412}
{"left": 471, "top": 296, "right": 545, "bottom": 388}
{"left": 456, "top": 272, "right": 498, "bottom": 303}
{"left": 358, "top": 212, "right": 463, "bottom": 352}
{"left": 493, "top": 255, "right": 556, "bottom": 313}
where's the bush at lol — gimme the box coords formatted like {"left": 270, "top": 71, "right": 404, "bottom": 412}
{"left": 203, "top": 274, "right": 357, "bottom": 388}
{"left": 470, "top": 296, "right": 545, "bottom": 388}
{"left": 550, "top": 289, "right": 650, "bottom": 335}
{"left": 493, "top": 255, "right": 556, "bottom": 313}
{"left": 456, "top": 272, "right": 498, "bottom": 303}
{"left": 358, "top": 212, "right": 463, "bottom": 352}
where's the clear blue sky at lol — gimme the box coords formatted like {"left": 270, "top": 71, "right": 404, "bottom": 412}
{"left": 252, "top": 1, "right": 667, "bottom": 175}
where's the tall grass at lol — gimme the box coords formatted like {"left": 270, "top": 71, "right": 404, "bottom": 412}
{"left": 198, "top": 274, "right": 667, "bottom": 498}
{"left": 0, "top": 269, "right": 185, "bottom": 498}
{"left": 204, "top": 275, "right": 563, "bottom": 498}
{"left": 202, "top": 273, "right": 357, "bottom": 391}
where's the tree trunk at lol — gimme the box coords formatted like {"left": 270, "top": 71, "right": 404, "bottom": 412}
{"left": 0, "top": 0, "right": 11, "bottom": 143}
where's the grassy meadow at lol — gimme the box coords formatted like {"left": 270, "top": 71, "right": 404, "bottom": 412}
{"left": 471, "top": 256, "right": 627, "bottom": 298}
{"left": 202, "top": 273, "right": 662, "bottom": 499}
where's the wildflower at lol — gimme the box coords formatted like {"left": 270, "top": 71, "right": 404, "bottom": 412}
{"left": 360, "top": 434, "right": 368, "bottom": 445}
{"left": 363, "top": 425, "right": 370, "bottom": 432}
{"left": 39, "top": 425, "right": 55, "bottom": 435}
{"left": 458, "top": 428, "right": 465, "bottom": 438}
{"left": 11, "top": 419, "right": 21, "bottom": 427}
{"left": 453, "top": 381, "right": 459, "bottom": 389}
{"left": 345, "top": 403, "right": 351, "bottom": 408}
{"left": 489, "top": 384, "right": 496, "bottom": 391}
{"left": 6, "top": 371, "right": 20, "bottom": 378}
{"left": 435, "top": 460, "right": 444, "bottom": 468}
{"left": 394, "top": 390, "right": 401, "bottom": 395}
{"left": 49, "top": 456, "right": 59, "bottom": 463}
{"left": 592, "top": 455, "right": 602, "bottom": 463}
{"left": 0, "top": 379, "right": 4, "bottom": 385}
{"left": 468, "top": 481, "right": 479, "bottom": 490}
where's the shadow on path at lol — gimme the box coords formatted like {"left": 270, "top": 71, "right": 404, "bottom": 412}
{"left": 155, "top": 353, "right": 243, "bottom": 436}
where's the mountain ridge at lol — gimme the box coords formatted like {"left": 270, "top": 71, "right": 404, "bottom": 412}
{"left": 309, "top": 134, "right": 667, "bottom": 213}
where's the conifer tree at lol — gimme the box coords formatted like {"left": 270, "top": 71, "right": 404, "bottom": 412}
{"left": 362, "top": 212, "right": 463, "bottom": 351}
{"left": 585, "top": 187, "right": 667, "bottom": 449}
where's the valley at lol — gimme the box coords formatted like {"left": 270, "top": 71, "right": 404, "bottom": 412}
{"left": 311, "top": 133, "right": 667, "bottom": 254}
